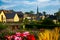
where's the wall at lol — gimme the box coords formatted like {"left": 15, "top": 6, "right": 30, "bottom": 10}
{"left": 6, "top": 19, "right": 14, "bottom": 22}
{"left": 0, "top": 11, "right": 6, "bottom": 22}
{"left": 14, "top": 14, "right": 19, "bottom": 22}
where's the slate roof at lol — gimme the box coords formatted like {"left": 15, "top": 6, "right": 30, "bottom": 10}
{"left": 5, "top": 13, "right": 15, "bottom": 19}
{"left": 14, "top": 11, "right": 23, "bottom": 18}
{"left": 36, "top": 13, "right": 43, "bottom": 17}
{"left": 48, "top": 15, "right": 57, "bottom": 20}
{"left": 38, "top": 13, "right": 43, "bottom": 16}
{"left": 5, "top": 11, "right": 23, "bottom": 19}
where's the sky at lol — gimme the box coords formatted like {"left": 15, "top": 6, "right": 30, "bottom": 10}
{"left": 0, "top": 0, "right": 60, "bottom": 14}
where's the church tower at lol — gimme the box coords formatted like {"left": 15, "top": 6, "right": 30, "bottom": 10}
{"left": 36, "top": 5, "right": 39, "bottom": 20}
{"left": 37, "top": 5, "right": 39, "bottom": 15}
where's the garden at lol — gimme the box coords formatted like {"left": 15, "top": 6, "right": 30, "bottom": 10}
{"left": 0, "top": 18, "right": 60, "bottom": 40}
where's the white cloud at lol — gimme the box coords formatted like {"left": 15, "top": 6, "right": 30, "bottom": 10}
{"left": 51, "top": 0, "right": 60, "bottom": 5}
{"left": 37, "top": 0, "right": 50, "bottom": 2}
{"left": 37, "top": 0, "right": 60, "bottom": 8}
{"left": 21, "top": 0, "right": 60, "bottom": 8}
{"left": 22, "top": 1, "right": 36, "bottom": 5}
{"left": 0, "top": 0, "right": 60, "bottom": 11}
{"left": 0, "top": 5, "right": 16, "bottom": 9}
{"left": 1, "top": 0, "right": 12, "bottom": 3}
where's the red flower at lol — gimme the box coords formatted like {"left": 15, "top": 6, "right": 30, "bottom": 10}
{"left": 27, "top": 35, "right": 36, "bottom": 40}
{"left": 11, "top": 35, "right": 16, "bottom": 40}
{"left": 20, "top": 33, "right": 24, "bottom": 37}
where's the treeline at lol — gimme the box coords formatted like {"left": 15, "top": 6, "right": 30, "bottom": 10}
{"left": 25, "top": 18, "right": 60, "bottom": 29}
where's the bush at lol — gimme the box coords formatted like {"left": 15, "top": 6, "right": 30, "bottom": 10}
{"left": 41, "top": 18, "right": 55, "bottom": 25}
{"left": 0, "top": 31, "right": 15, "bottom": 40}
{"left": 36, "top": 24, "right": 57, "bottom": 29}
{"left": 0, "top": 32, "right": 6, "bottom": 40}
{"left": 0, "top": 23, "right": 8, "bottom": 31}
{"left": 25, "top": 24, "right": 57, "bottom": 29}
{"left": 25, "top": 24, "right": 34, "bottom": 29}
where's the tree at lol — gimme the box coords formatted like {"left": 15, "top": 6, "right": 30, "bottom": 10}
{"left": 54, "top": 9, "right": 60, "bottom": 20}
{"left": 24, "top": 18, "right": 29, "bottom": 24}
{"left": 41, "top": 18, "right": 55, "bottom": 25}
{"left": 41, "top": 18, "right": 56, "bottom": 29}
{"left": 29, "top": 11, "right": 34, "bottom": 14}
{"left": 30, "top": 11, "right": 34, "bottom": 21}
{"left": 25, "top": 12, "right": 30, "bottom": 14}
{"left": 43, "top": 11, "right": 46, "bottom": 16}
{"left": 25, "top": 11, "right": 34, "bottom": 14}
{"left": 23, "top": 18, "right": 29, "bottom": 29}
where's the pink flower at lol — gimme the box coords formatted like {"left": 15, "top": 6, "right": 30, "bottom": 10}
{"left": 23, "top": 31, "right": 30, "bottom": 37}
{"left": 15, "top": 32, "right": 21, "bottom": 37}
{"left": 14, "top": 36, "right": 22, "bottom": 40}
{"left": 5, "top": 31, "right": 36, "bottom": 40}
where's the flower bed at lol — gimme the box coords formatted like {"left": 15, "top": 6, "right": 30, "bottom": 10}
{"left": 5, "top": 31, "right": 36, "bottom": 40}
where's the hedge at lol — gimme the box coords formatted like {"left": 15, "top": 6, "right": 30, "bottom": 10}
{"left": 25, "top": 24, "right": 59, "bottom": 29}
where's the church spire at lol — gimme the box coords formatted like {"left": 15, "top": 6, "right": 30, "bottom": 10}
{"left": 37, "top": 5, "right": 39, "bottom": 14}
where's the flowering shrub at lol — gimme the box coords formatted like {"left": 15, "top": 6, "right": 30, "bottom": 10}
{"left": 5, "top": 31, "right": 36, "bottom": 40}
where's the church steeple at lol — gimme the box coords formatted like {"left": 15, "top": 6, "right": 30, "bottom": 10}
{"left": 36, "top": 5, "right": 40, "bottom": 20}
{"left": 37, "top": 5, "right": 39, "bottom": 14}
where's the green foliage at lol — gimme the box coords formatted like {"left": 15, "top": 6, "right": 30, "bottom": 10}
{"left": 25, "top": 18, "right": 57, "bottom": 29}
{"left": 55, "top": 9, "right": 60, "bottom": 16}
{"left": 25, "top": 18, "right": 58, "bottom": 29}
{"left": 24, "top": 18, "right": 29, "bottom": 24}
{"left": 25, "top": 11, "right": 34, "bottom": 14}
{"left": 0, "top": 23, "right": 8, "bottom": 31}
{"left": 43, "top": 11, "right": 46, "bottom": 16}
{"left": 57, "top": 22, "right": 60, "bottom": 27}
{"left": 54, "top": 9, "right": 60, "bottom": 20}
{"left": 0, "top": 31, "right": 15, "bottom": 40}
{"left": 41, "top": 18, "right": 55, "bottom": 25}
{"left": 18, "top": 24, "right": 23, "bottom": 29}
{"left": 7, "top": 31, "right": 15, "bottom": 35}
{"left": 30, "top": 21, "right": 37, "bottom": 25}
{"left": 29, "top": 11, "right": 34, "bottom": 14}
{"left": 25, "top": 24, "right": 57, "bottom": 29}
{"left": 25, "top": 12, "right": 30, "bottom": 14}
{"left": 25, "top": 24, "right": 34, "bottom": 29}
{"left": 0, "top": 32, "right": 6, "bottom": 40}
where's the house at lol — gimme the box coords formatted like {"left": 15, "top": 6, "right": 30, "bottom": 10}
{"left": 24, "top": 12, "right": 45, "bottom": 21}
{"left": 36, "top": 12, "right": 45, "bottom": 20}
{"left": 0, "top": 11, "right": 23, "bottom": 22}
{"left": 0, "top": 11, "right": 6, "bottom": 22}
{"left": 5, "top": 13, "right": 19, "bottom": 22}
{"left": 15, "top": 12, "right": 23, "bottom": 22}
{"left": 47, "top": 15, "right": 57, "bottom": 24}
{"left": 24, "top": 13, "right": 36, "bottom": 21}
